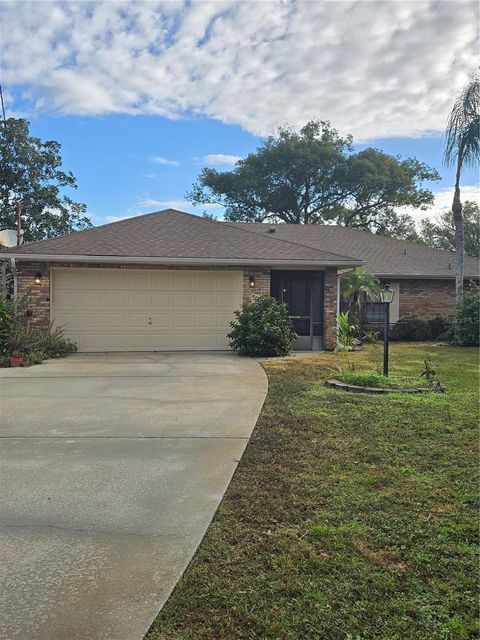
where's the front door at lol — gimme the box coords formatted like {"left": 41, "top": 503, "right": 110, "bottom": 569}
{"left": 271, "top": 271, "right": 324, "bottom": 350}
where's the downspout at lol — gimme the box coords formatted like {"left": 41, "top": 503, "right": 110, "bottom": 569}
{"left": 336, "top": 271, "right": 341, "bottom": 315}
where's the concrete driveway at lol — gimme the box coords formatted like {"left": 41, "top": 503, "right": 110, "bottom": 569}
{"left": 0, "top": 352, "right": 267, "bottom": 640}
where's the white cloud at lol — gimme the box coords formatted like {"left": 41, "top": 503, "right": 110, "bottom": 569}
{"left": 404, "top": 185, "right": 480, "bottom": 223}
{"left": 1, "top": 1, "right": 477, "bottom": 140}
{"left": 203, "top": 154, "right": 242, "bottom": 166}
{"left": 150, "top": 156, "right": 180, "bottom": 167}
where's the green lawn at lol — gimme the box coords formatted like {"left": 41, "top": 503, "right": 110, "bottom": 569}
{"left": 147, "top": 344, "right": 479, "bottom": 640}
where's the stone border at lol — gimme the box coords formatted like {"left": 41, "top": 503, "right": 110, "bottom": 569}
{"left": 325, "top": 379, "right": 444, "bottom": 394}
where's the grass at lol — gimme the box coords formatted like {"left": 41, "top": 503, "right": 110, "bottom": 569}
{"left": 147, "top": 343, "right": 479, "bottom": 640}
{"left": 335, "top": 368, "right": 430, "bottom": 389}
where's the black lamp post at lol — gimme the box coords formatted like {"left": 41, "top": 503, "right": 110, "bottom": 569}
{"left": 379, "top": 283, "right": 395, "bottom": 376}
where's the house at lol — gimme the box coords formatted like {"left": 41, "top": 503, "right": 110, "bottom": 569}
{"left": 1, "top": 209, "right": 478, "bottom": 352}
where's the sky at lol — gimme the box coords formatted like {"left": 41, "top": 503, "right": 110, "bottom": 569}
{"left": 1, "top": 0, "right": 479, "bottom": 227}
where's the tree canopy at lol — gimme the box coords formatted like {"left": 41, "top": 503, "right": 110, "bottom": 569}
{"left": 188, "top": 120, "right": 440, "bottom": 235}
{"left": 0, "top": 118, "right": 91, "bottom": 242}
{"left": 419, "top": 201, "right": 480, "bottom": 258}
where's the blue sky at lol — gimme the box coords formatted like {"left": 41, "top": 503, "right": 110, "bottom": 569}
{"left": 2, "top": 1, "right": 479, "bottom": 226}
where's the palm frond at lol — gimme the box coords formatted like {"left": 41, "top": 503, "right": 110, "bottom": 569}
{"left": 444, "top": 72, "right": 480, "bottom": 170}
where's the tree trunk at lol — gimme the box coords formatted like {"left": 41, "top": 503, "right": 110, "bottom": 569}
{"left": 452, "top": 161, "right": 464, "bottom": 303}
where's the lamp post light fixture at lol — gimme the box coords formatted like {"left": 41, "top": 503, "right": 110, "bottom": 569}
{"left": 379, "top": 283, "right": 395, "bottom": 376}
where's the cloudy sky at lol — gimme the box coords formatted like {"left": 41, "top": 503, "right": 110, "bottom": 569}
{"left": 1, "top": 0, "right": 478, "bottom": 224}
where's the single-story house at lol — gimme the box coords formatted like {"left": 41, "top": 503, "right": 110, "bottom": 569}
{"left": 1, "top": 208, "right": 478, "bottom": 352}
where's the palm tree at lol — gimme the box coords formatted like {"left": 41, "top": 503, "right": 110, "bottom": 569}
{"left": 444, "top": 73, "right": 480, "bottom": 302}
{"left": 340, "top": 267, "right": 380, "bottom": 325}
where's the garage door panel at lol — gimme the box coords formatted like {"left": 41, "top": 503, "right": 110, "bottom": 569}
{"left": 127, "top": 333, "right": 152, "bottom": 349}
{"left": 215, "top": 272, "right": 238, "bottom": 289}
{"left": 150, "top": 312, "right": 172, "bottom": 328}
{"left": 195, "top": 313, "right": 215, "bottom": 329}
{"left": 173, "top": 273, "right": 195, "bottom": 290}
{"left": 193, "top": 333, "right": 217, "bottom": 348}
{"left": 126, "top": 313, "right": 148, "bottom": 329}
{"left": 52, "top": 313, "right": 82, "bottom": 330}
{"left": 150, "top": 272, "right": 173, "bottom": 288}
{"left": 106, "top": 313, "right": 126, "bottom": 328}
{"left": 173, "top": 334, "right": 194, "bottom": 348}
{"left": 173, "top": 293, "right": 194, "bottom": 308}
{"left": 127, "top": 272, "right": 150, "bottom": 289}
{"left": 104, "top": 270, "right": 127, "bottom": 289}
{"left": 105, "top": 292, "right": 128, "bottom": 307}
{"left": 150, "top": 333, "right": 175, "bottom": 349}
{"left": 216, "top": 293, "right": 237, "bottom": 309}
{"left": 173, "top": 313, "right": 194, "bottom": 329}
{"left": 52, "top": 268, "right": 242, "bottom": 352}
{"left": 82, "top": 291, "right": 105, "bottom": 307}
{"left": 151, "top": 293, "right": 172, "bottom": 309}
{"left": 80, "top": 313, "right": 106, "bottom": 329}
{"left": 128, "top": 292, "right": 150, "bottom": 308}
{"left": 53, "top": 290, "right": 80, "bottom": 307}
{"left": 194, "top": 273, "right": 216, "bottom": 288}
{"left": 195, "top": 293, "right": 214, "bottom": 308}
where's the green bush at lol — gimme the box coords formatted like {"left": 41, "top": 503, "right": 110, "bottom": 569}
{"left": 228, "top": 295, "right": 296, "bottom": 357}
{"left": 389, "top": 316, "right": 448, "bottom": 341}
{"left": 24, "top": 350, "right": 44, "bottom": 365}
{"left": 337, "top": 369, "right": 428, "bottom": 389}
{"left": 448, "top": 285, "right": 480, "bottom": 346}
{"left": 37, "top": 322, "right": 77, "bottom": 358}
{"left": 0, "top": 293, "right": 77, "bottom": 365}
{"left": 0, "top": 294, "right": 39, "bottom": 356}
{"left": 361, "top": 330, "right": 380, "bottom": 344}
{"left": 336, "top": 311, "right": 356, "bottom": 351}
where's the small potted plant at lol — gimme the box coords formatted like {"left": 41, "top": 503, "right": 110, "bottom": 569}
{"left": 8, "top": 352, "right": 24, "bottom": 367}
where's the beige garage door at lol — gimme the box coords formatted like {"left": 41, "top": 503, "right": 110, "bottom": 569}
{"left": 51, "top": 268, "right": 243, "bottom": 352}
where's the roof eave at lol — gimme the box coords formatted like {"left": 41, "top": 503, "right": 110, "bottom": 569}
{"left": 2, "top": 253, "right": 363, "bottom": 268}
{"left": 373, "top": 273, "right": 480, "bottom": 280}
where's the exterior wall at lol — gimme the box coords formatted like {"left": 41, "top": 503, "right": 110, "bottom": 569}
{"left": 242, "top": 268, "right": 270, "bottom": 303}
{"left": 398, "top": 279, "right": 456, "bottom": 320}
{"left": 16, "top": 261, "right": 50, "bottom": 329}
{"left": 323, "top": 268, "right": 338, "bottom": 350}
{"left": 15, "top": 261, "right": 271, "bottom": 330}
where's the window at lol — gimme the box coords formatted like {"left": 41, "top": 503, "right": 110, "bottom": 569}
{"left": 365, "top": 302, "right": 384, "bottom": 324}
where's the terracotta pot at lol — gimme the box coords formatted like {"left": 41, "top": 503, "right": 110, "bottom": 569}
{"left": 9, "top": 355, "right": 24, "bottom": 368}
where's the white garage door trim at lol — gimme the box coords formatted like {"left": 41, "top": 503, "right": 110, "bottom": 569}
{"left": 51, "top": 267, "right": 243, "bottom": 352}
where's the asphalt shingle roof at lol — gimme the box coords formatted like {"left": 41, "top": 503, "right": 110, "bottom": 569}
{"left": 0, "top": 209, "right": 360, "bottom": 265}
{"left": 2, "top": 209, "right": 478, "bottom": 278}
{"left": 228, "top": 222, "right": 480, "bottom": 279}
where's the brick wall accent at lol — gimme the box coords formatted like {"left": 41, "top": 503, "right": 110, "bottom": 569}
{"left": 15, "top": 261, "right": 50, "bottom": 328}
{"left": 242, "top": 268, "right": 270, "bottom": 303}
{"left": 15, "top": 261, "right": 272, "bottom": 329}
{"left": 324, "top": 268, "right": 338, "bottom": 350}
{"left": 399, "top": 279, "right": 456, "bottom": 320}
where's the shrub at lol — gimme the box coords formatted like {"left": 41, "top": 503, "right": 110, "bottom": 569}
{"left": 448, "top": 285, "right": 480, "bottom": 346}
{"left": 0, "top": 293, "right": 39, "bottom": 356}
{"left": 388, "top": 316, "right": 448, "bottom": 342}
{"left": 0, "top": 293, "right": 77, "bottom": 365}
{"left": 339, "top": 370, "right": 395, "bottom": 388}
{"left": 336, "top": 311, "right": 357, "bottom": 351}
{"left": 24, "top": 350, "right": 44, "bottom": 365}
{"left": 228, "top": 295, "right": 296, "bottom": 357}
{"left": 361, "top": 330, "right": 380, "bottom": 344}
{"left": 37, "top": 322, "right": 77, "bottom": 357}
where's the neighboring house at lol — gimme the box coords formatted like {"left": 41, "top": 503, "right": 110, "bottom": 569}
{"left": 1, "top": 209, "right": 478, "bottom": 352}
